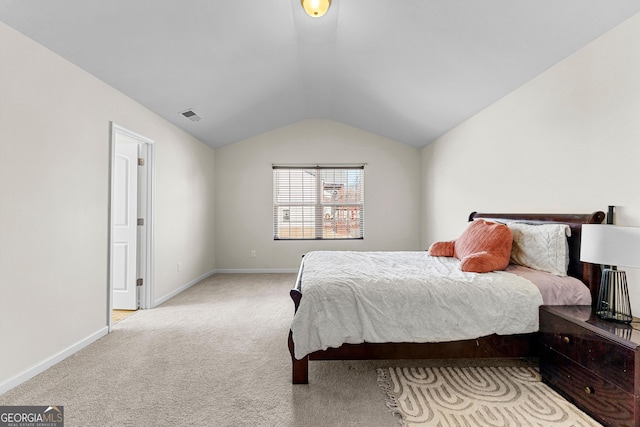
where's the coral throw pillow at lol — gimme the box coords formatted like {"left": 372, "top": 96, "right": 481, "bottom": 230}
{"left": 428, "top": 220, "right": 513, "bottom": 273}
{"left": 455, "top": 220, "right": 513, "bottom": 273}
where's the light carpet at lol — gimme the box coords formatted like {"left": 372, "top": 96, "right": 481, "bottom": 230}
{"left": 0, "top": 273, "right": 601, "bottom": 426}
{"left": 377, "top": 366, "right": 602, "bottom": 426}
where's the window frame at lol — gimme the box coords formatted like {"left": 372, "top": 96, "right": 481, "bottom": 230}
{"left": 272, "top": 165, "right": 364, "bottom": 240}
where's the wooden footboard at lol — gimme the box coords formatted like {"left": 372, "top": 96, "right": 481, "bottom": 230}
{"left": 288, "top": 256, "right": 309, "bottom": 384}
{"left": 288, "top": 330, "right": 309, "bottom": 384}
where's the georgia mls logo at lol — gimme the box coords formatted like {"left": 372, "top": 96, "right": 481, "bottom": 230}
{"left": 0, "top": 405, "right": 64, "bottom": 427}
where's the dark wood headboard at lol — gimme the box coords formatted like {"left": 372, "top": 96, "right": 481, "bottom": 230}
{"left": 469, "top": 211, "right": 606, "bottom": 306}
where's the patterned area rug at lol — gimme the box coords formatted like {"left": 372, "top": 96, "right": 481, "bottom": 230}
{"left": 377, "top": 366, "right": 602, "bottom": 426}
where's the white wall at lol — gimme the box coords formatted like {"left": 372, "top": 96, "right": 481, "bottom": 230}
{"left": 421, "top": 13, "right": 640, "bottom": 312}
{"left": 215, "top": 120, "right": 422, "bottom": 271}
{"left": 0, "top": 22, "right": 215, "bottom": 389}
{"left": 153, "top": 125, "right": 216, "bottom": 302}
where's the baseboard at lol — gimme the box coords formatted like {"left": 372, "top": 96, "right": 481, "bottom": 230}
{"left": 0, "top": 326, "right": 109, "bottom": 395}
{"left": 214, "top": 268, "right": 298, "bottom": 274}
{"left": 153, "top": 269, "right": 216, "bottom": 307}
{"left": 152, "top": 269, "right": 296, "bottom": 306}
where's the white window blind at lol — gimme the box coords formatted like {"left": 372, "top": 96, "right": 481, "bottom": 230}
{"left": 273, "top": 165, "right": 364, "bottom": 240}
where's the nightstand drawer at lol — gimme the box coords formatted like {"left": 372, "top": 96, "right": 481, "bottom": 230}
{"left": 541, "top": 347, "right": 637, "bottom": 427}
{"left": 539, "top": 309, "right": 584, "bottom": 360}
{"left": 540, "top": 309, "right": 636, "bottom": 393}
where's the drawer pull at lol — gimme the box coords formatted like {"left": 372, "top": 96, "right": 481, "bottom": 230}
{"left": 584, "top": 386, "right": 595, "bottom": 395}
{"left": 562, "top": 336, "right": 571, "bottom": 344}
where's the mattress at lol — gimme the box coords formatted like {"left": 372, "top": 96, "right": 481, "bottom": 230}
{"left": 290, "top": 251, "right": 591, "bottom": 359}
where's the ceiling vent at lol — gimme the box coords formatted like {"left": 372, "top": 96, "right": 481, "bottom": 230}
{"left": 179, "top": 109, "right": 202, "bottom": 122}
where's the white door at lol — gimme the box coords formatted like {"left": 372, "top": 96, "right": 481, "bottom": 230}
{"left": 113, "top": 139, "right": 139, "bottom": 310}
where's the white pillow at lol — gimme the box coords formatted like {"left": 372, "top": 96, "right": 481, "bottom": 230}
{"left": 507, "top": 222, "right": 571, "bottom": 276}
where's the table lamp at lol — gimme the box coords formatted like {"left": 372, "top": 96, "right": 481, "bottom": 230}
{"left": 580, "top": 224, "right": 640, "bottom": 323}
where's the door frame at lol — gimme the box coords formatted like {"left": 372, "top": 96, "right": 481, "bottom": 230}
{"left": 108, "top": 123, "right": 156, "bottom": 331}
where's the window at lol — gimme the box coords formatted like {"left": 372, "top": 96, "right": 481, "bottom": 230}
{"left": 273, "top": 165, "right": 364, "bottom": 240}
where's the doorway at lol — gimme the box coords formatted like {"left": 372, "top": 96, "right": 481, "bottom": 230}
{"left": 108, "top": 123, "right": 155, "bottom": 331}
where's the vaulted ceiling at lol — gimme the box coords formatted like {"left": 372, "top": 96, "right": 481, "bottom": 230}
{"left": 2, "top": 1, "right": 640, "bottom": 148}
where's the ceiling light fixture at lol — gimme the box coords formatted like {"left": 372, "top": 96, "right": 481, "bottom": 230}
{"left": 301, "top": 0, "right": 331, "bottom": 18}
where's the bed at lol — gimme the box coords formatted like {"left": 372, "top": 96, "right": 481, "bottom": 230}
{"left": 288, "top": 211, "right": 605, "bottom": 384}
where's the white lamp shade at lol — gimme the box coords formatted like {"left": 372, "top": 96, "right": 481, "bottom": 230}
{"left": 580, "top": 224, "right": 640, "bottom": 268}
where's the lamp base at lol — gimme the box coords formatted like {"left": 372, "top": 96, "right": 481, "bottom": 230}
{"left": 596, "top": 269, "right": 633, "bottom": 324}
{"left": 596, "top": 309, "right": 633, "bottom": 324}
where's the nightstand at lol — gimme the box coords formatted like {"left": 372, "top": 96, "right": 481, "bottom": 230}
{"left": 539, "top": 305, "right": 640, "bottom": 427}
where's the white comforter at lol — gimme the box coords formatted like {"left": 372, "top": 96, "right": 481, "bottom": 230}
{"left": 290, "top": 251, "right": 544, "bottom": 359}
